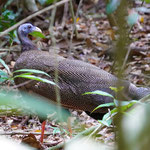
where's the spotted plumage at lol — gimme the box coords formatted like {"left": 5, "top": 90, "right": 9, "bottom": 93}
{"left": 14, "top": 23, "right": 150, "bottom": 119}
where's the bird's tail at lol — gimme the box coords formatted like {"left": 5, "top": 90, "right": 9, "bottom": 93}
{"left": 128, "top": 84, "right": 150, "bottom": 100}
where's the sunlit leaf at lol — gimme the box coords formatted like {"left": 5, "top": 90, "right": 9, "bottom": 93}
{"left": 92, "top": 102, "right": 115, "bottom": 113}
{"left": 145, "top": 0, "right": 150, "bottom": 3}
{"left": 14, "top": 74, "right": 58, "bottom": 87}
{"left": 83, "top": 90, "right": 114, "bottom": 99}
{"left": 98, "top": 120, "right": 112, "bottom": 127}
{"left": 110, "top": 86, "right": 124, "bottom": 93}
{"left": 30, "top": 31, "right": 45, "bottom": 38}
{"left": 114, "top": 99, "right": 139, "bottom": 107}
{"left": 13, "top": 69, "right": 50, "bottom": 77}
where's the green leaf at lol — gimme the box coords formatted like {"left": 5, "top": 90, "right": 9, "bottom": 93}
{"left": 127, "top": 10, "right": 139, "bottom": 26}
{"left": 0, "top": 70, "right": 9, "bottom": 82}
{"left": 0, "top": 58, "right": 11, "bottom": 74}
{"left": 145, "top": 0, "right": 150, "bottom": 3}
{"left": 83, "top": 90, "right": 114, "bottom": 99}
{"left": 110, "top": 86, "right": 124, "bottom": 93}
{"left": 106, "top": 0, "right": 120, "bottom": 14}
{"left": 37, "top": 0, "right": 47, "bottom": 5}
{"left": 98, "top": 120, "right": 112, "bottom": 127}
{"left": 52, "top": 127, "right": 61, "bottom": 135}
{"left": 14, "top": 74, "right": 58, "bottom": 87}
{"left": 30, "top": 31, "right": 45, "bottom": 38}
{"left": 13, "top": 69, "right": 50, "bottom": 77}
{"left": 2, "top": 10, "right": 15, "bottom": 20}
{"left": 114, "top": 99, "right": 139, "bottom": 107}
{"left": 102, "top": 108, "right": 117, "bottom": 121}
{"left": 37, "top": 0, "right": 57, "bottom": 5}
{"left": 92, "top": 102, "right": 115, "bottom": 113}
{"left": 0, "top": 90, "right": 70, "bottom": 122}
{"left": 46, "top": 0, "right": 55, "bottom": 5}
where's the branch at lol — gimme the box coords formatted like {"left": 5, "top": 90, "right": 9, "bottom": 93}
{"left": 0, "top": 131, "right": 52, "bottom": 135}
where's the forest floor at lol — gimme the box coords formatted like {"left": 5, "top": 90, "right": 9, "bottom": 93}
{"left": 0, "top": 1, "right": 150, "bottom": 149}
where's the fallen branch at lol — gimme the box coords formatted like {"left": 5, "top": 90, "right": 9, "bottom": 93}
{"left": 0, "top": 131, "right": 52, "bottom": 135}
{"left": 12, "top": 80, "right": 33, "bottom": 89}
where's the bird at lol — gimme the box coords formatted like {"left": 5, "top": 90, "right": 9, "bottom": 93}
{"left": 14, "top": 23, "right": 150, "bottom": 120}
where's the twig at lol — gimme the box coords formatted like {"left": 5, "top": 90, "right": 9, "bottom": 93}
{"left": 68, "top": 0, "right": 83, "bottom": 56}
{"left": 12, "top": 80, "right": 33, "bottom": 89}
{"left": 69, "top": 0, "right": 78, "bottom": 37}
{"left": 18, "top": 115, "right": 30, "bottom": 129}
{"left": 0, "top": 52, "right": 7, "bottom": 58}
{"left": 141, "top": 0, "right": 145, "bottom": 6}
{"left": 61, "top": 2, "right": 69, "bottom": 28}
{"left": 121, "top": 47, "right": 131, "bottom": 70}
{"left": 0, "top": 131, "right": 52, "bottom": 135}
{"left": 86, "top": 124, "right": 103, "bottom": 141}
{"left": 48, "top": 0, "right": 63, "bottom": 125}
{"left": 0, "top": 48, "right": 20, "bottom": 52}
{"left": 49, "top": 0, "right": 57, "bottom": 46}
{"left": 0, "top": 0, "right": 70, "bottom": 38}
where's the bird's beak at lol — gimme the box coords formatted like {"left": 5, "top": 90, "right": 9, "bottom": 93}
{"left": 33, "top": 26, "right": 42, "bottom": 33}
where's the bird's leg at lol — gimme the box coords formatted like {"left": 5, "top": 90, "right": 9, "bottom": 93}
{"left": 40, "top": 121, "right": 46, "bottom": 143}
{"left": 67, "top": 117, "right": 72, "bottom": 137}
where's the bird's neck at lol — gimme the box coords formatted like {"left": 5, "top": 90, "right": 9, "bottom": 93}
{"left": 19, "top": 35, "right": 38, "bottom": 52}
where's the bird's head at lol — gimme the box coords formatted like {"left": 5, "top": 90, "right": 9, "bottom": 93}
{"left": 18, "top": 23, "right": 42, "bottom": 52}
{"left": 18, "top": 23, "right": 42, "bottom": 37}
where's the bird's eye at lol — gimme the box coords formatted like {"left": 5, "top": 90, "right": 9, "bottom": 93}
{"left": 28, "top": 25, "right": 32, "bottom": 29}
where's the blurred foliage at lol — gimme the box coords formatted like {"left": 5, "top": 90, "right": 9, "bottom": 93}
{"left": 65, "top": 137, "right": 113, "bottom": 150}
{"left": 122, "top": 103, "right": 150, "bottom": 150}
{"left": 106, "top": 0, "right": 120, "bottom": 14}
{"left": 0, "top": 58, "right": 12, "bottom": 83}
{"left": 127, "top": 10, "right": 140, "bottom": 26}
{"left": 37, "top": 0, "right": 60, "bottom": 5}
{"left": 106, "top": 0, "right": 150, "bottom": 27}
{"left": 0, "top": 90, "right": 70, "bottom": 122}
{"left": 144, "top": 0, "right": 150, "bottom": 3}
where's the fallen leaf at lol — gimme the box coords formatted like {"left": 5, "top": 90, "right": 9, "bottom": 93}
{"left": 22, "top": 133, "right": 43, "bottom": 149}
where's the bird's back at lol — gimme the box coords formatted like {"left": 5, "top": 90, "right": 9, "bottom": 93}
{"left": 14, "top": 50, "right": 147, "bottom": 113}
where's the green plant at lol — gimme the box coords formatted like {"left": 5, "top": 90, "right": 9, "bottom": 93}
{"left": 0, "top": 58, "right": 57, "bottom": 87}
{"left": 83, "top": 90, "right": 141, "bottom": 127}
{"left": 0, "top": 1, "right": 21, "bottom": 44}
{"left": 37, "top": 0, "right": 60, "bottom": 6}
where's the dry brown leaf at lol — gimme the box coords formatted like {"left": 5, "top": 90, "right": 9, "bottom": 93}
{"left": 105, "top": 29, "right": 115, "bottom": 40}
{"left": 22, "top": 133, "right": 43, "bottom": 149}
{"left": 86, "top": 38, "right": 93, "bottom": 48}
